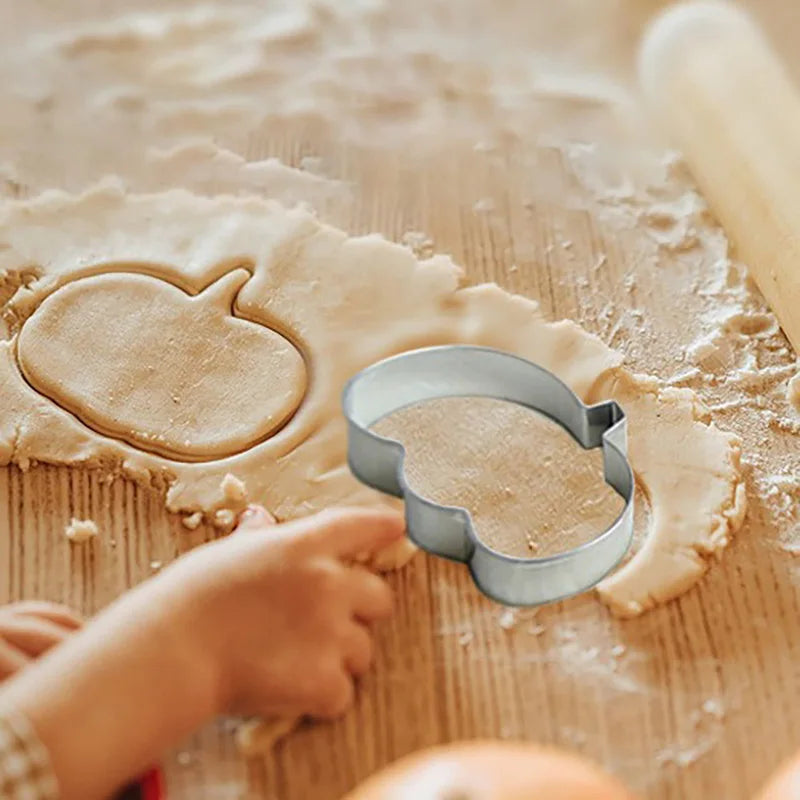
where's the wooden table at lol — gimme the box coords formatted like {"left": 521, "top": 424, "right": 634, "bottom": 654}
{"left": 3, "top": 1, "right": 800, "bottom": 798}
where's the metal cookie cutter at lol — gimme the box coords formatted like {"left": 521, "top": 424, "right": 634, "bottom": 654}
{"left": 342, "top": 346, "right": 634, "bottom": 607}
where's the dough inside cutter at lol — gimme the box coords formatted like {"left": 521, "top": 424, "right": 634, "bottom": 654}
{"left": 372, "top": 395, "right": 626, "bottom": 558}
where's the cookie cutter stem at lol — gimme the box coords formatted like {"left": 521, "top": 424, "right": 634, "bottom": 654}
{"left": 342, "top": 346, "right": 634, "bottom": 606}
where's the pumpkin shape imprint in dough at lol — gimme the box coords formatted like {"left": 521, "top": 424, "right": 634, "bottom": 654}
{"left": 16, "top": 268, "right": 307, "bottom": 461}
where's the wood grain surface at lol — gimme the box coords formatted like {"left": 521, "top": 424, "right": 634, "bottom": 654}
{"left": 2, "top": 2, "right": 800, "bottom": 799}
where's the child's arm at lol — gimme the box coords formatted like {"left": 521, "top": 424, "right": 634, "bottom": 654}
{"left": 0, "top": 505, "right": 404, "bottom": 800}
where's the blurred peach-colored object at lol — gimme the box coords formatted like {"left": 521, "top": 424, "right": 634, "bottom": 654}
{"left": 341, "top": 740, "right": 636, "bottom": 800}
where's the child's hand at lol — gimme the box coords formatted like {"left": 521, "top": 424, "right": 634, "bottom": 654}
{"left": 152, "top": 506, "right": 405, "bottom": 721}
{"left": 0, "top": 506, "right": 405, "bottom": 800}
{"left": 0, "top": 602, "right": 82, "bottom": 680}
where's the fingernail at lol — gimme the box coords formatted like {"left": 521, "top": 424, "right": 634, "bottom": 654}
{"left": 239, "top": 505, "right": 263, "bottom": 524}
{"left": 238, "top": 504, "right": 277, "bottom": 528}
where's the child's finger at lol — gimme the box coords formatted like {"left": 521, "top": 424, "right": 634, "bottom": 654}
{"left": 0, "top": 640, "right": 30, "bottom": 680}
{"left": 10, "top": 601, "right": 83, "bottom": 629}
{"left": 0, "top": 616, "right": 73, "bottom": 657}
{"left": 236, "top": 504, "right": 277, "bottom": 532}
{"left": 347, "top": 566, "right": 393, "bottom": 622}
{"left": 311, "top": 669, "right": 355, "bottom": 720}
{"left": 341, "top": 622, "right": 373, "bottom": 676}
{"left": 302, "top": 507, "right": 405, "bottom": 558}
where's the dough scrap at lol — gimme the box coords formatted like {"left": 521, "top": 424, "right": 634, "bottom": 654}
{"left": 64, "top": 518, "right": 99, "bottom": 543}
{"left": 592, "top": 370, "right": 747, "bottom": 617}
{"left": 181, "top": 511, "right": 204, "bottom": 531}
{"left": 0, "top": 183, "right": 745, "bottom": 615}
{"left": 221, "top": 473, "right": 248, "bottom": 506}
{"left": 362, "top": 535, "right": 419, "bottom": 572}
{"left": 213, "top": 509, "right": 237, "bottom": 530}
{"left": 236, "top": 716, "right": 299, "bottom": 757}
{"left": 788, "top": 373, "right": 800, "bottom": 414}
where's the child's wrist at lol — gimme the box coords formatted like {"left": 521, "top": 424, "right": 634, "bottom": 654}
{"left": 162, "top": 619, "right": 225, "bottom": 718}
{"left": 123, "top": 577, "right": 225, "bottom": 720}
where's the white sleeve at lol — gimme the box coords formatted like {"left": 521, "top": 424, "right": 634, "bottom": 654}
{"left": 0, "top": 711, "right": 59, "bottom": 800}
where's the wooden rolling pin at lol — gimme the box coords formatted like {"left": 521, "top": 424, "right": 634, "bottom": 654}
{"left": 640, "top": 1, "right": 800, "bottom": 353}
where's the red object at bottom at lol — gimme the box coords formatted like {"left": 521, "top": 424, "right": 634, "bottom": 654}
{"left": 115, "top": 767, "right": 165, "bottom": 800}
{"left": 140, "top": 768, "right": 165, "bottom": 800}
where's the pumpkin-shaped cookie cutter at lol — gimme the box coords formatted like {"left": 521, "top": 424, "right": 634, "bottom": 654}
{"left": 342, "top": 346, "right": 634, "bottom": 606}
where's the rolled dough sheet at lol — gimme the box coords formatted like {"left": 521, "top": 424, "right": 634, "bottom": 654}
{"left": 0, "top": 183, "right": 745, "bottom": 615}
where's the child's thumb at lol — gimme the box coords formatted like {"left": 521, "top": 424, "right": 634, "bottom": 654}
{"left": 236, "top": 504, "right": 277, "bottom": 532}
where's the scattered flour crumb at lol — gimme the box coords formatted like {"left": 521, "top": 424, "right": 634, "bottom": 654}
{"left": 400, "top": 230, "right": 434, "bottom": 259}
{"left": 723, "top": 311, "right": 777, "bottom": 338}
{"left": 656, "top": 738, "right": 715, "bottom": 769}
{"left": 176, "top": 751, "right": 193, "bottom": 767}
{"left": 150, "top": 560, "right": 163, "bottom": 571}
{"left": 182, "top": 511, "right": 204, "bottom": 530}
{"left": 557, "top": 626, "right": 577, "bottom": 642}
{"left": 221, "top": 473, "right": 248, "bottom": 505}
{"left": 701, "top": 698, "right": 725, "bottom": 719}
{"left": 686, "top": 334, "right": 721, "bottom": 366}
{"left": 611, "top": 644, "right": 626, "bottom": 658}
{"left": 214, "top": 508, "right": 237, "bottom": 529}
{"left": 766, "top": 410, "right": 800, "bottom": 435}
{"left": 64, "top": 518, "right": 99, "bottom": 543}
{"left": 528, "top": 623, "right": 546, "bottom": 636}
{"left": 640, "top": 194, "right": 703, "bottom": 252}
{"left": 459, "top": 631, "right": 474, "bottom": 647}
{"left": 622, "top": 600, "right": 643, "bottom": 616}
{"left": 497, "top": 608, "right": 518, "bottom": 630}
{"left": 788, "top": 372, "right": 800, "bottom": 413}
{"left": 473, "top": 197, "right": 496, "bottom": 213}
{"left": 657, "top": 699, "right": 725, "bottom": 769}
